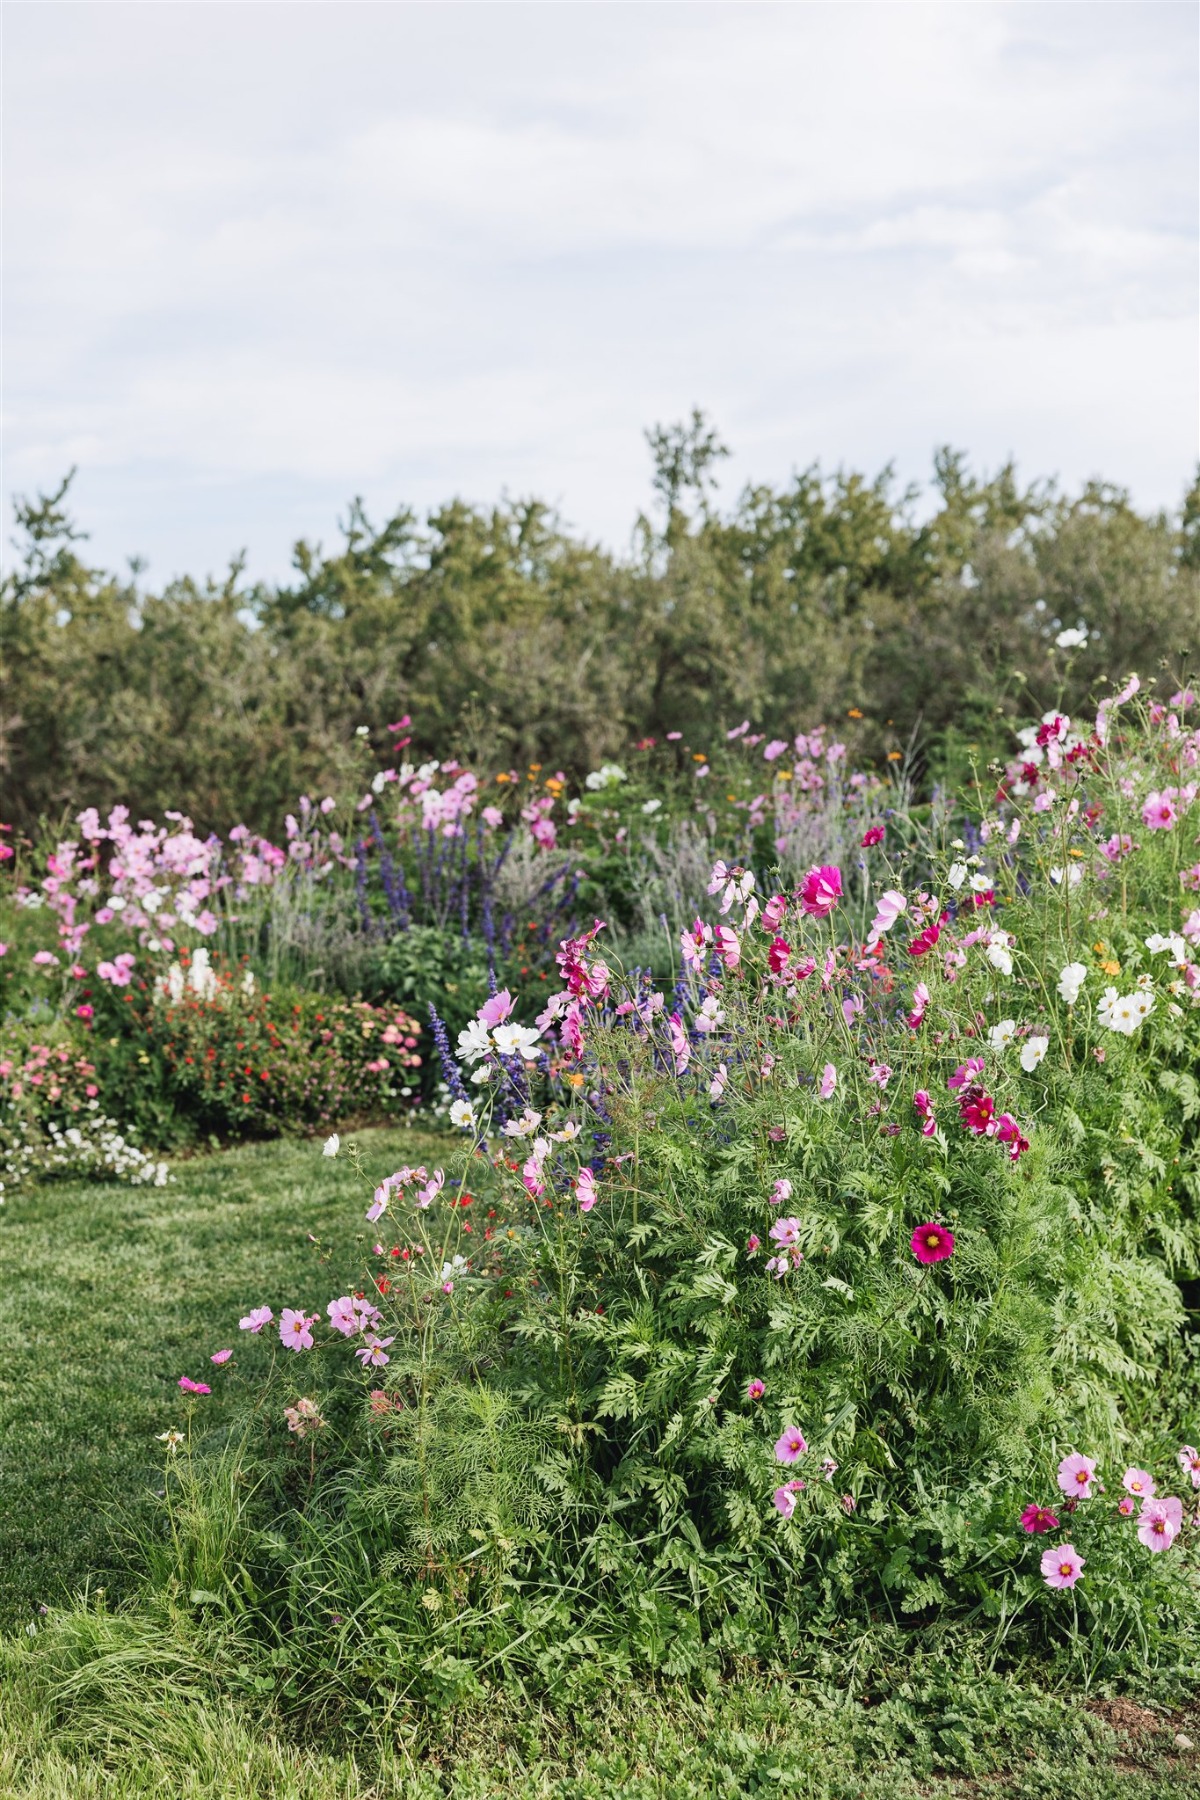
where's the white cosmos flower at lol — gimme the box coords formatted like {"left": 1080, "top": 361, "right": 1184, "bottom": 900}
{"left": 449, "top": 1099, "right": 475, "bottom": 1131}
{"left": 641, "top": 798, "right": 663, "bottom": 815}
{"left": 551, "top": 1120, "right": 581, "bottom": 1141}
{"left": 1055, "top": 627, "right": 1088, "bottom": 649}
{"left": 947, "top": 862, "right": 968, "bottom": 890}
{"left": 969, "top": 872, "right": 994, "bottom": 893}
{"left": 492, "top": 1022, "right": 542, "bottom": 1060}
{"left": 1049, "top": 865, "right": 1083, "bottom": 887}
{"left": 1057, "top": 963, "right": 1088, "bottom": 1005}
{"left": 1145, "top": 932, "right": 1188, "bottom": 964}
{"left": 985, "top": 943, "right": 1014, "bottom": 977}
{"left": 456, "top": 1019, "right": 492, "bottom": 1065}
{"left": 1020, "top": 1035, "right": 1049, "bottom": 1072}
{"left": 470, "top": 1065, "right": 491, "bottom": 1084}
{"left": 323, "top": 1133, "right": 340, "bottom": 1157}
{"left": 987, "top": 1019, "right": 1018, "bottom": 1050}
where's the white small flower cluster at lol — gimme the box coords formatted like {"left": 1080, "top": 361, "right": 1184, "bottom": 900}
{"left": 1, "top": 1105, "right": 170, "bottom": 1196}
{"left": 986, "top": 1020, "right": 1049, "bottom": 1070}
{"left": 1098, "top": 983, "right": 1155, "bottom": 1036}
{"left": 584, "top": 763, "right": 626, "bottom": 791}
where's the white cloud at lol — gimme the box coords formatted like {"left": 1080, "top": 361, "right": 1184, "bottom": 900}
{"left": 3, "top": 1, "right": 1196, "bottom": 582}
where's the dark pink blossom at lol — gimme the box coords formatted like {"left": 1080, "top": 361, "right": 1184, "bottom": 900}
{"left": 798, "top": 864, "right": 843, "bottom": 917}
{"left": 910, "top": 1222, "right": 955, "bottom": 1264}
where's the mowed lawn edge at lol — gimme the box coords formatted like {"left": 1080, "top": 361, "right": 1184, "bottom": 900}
{"left": 0, "top": 1126, "right": 449, "bottom": 1627}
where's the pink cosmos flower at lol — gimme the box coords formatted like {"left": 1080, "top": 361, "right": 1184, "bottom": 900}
{"left": 746, "top": 1378, "right": 766, "bottom": 1401}
{"left": 770, "top": 1178, "right": 793, "bottom": 1206}
{"left": 713, "top": 925, "right": 740, "bottom": 970}
{"left": 818, "top": 1063, "right": 837, "bottom": 1100}
{"left": 767, "top": 936, "right": 792, "bottom": 976}
{"left": 1020, "top": 1504, "right": 1059, "bottom": 1534}
{"left": 906, "top": 920, "right": 941, "bottom": 957}
{"left": 912, "top": 1090, "right": 937, "bottom": 1136}
{"left": 994, "top": 1113, "right": 1031, "bottom": 1162}
{"left": 1056, "top": 1453, "right": 1097, "bottom": 1499}
{"left": 668, "top": 1012, "right": 690, "bottom": 1074}
{"left": 906, "top": 983, "right": 930, "bottom": 1030}
{"left": 1142, "top": 792, "right": 1178, "bottom": 831}
{"left": 1137, "top": 1496, "right": 1183, "bottom": 1552}
{"left": 178, "top": 1375, "right": 211, "bottom": 1394}
{"left": 867, "top": 1062, "right": 892, "bottom": 1089}
{"left": 746, "top": 1235, "right": 761, "bottom": 1256}
{"left": 327, "top": 1296, "right": 361, "bottom": 1337}
{"left": 1121, "top": 1467, "right": 1156, "bottom": 1499}
{"left": 769, "top": 1217, "right": 802, "bottom": 1249}
{"left": 477, "top": 989, "right": 515, "bottom": 1028}
{"left": 280, "top": 1309, "right": 318, "bottom": 1352}
{"left": 1040, "top": 1544, "right": 1085, "bottom": 1589}
{"left": 210, "top": 1349, "right": 233, "bottom": 1365}
{"left": 959, "top": 1091, "right": 996, "bottom": 1134}
{"left": 75, "top": 1003, "right": 94, "bottom": 1020}
{"left": 1178, "top": 1445, "right": 1200, "bottom": 1488}
{"left": 774, "top": 1426, "right": 808, "bottom": 1463}
{"left": 773, "top": 1479, "right": 806, "bottom": 1518}
{"left": 354, "top": 1334, "right": 395, "bottom": 1368}
{"left": 761, "top": 894, "right": 788, "bottom": 932}
{"left": 861, "top": 826, "right": 885, "bottom": 848}
{"left": 709, "top": 1062, "right": 728, "bottom": 1102}
{"left": 239, "top": 1305, "right": 274, "bottom": 1333}
{"left": 798, "top": 864, "right": 843, "bottom": 918}
{"left": 910, "top": 1223, "right": 955, "bottom": 1264}
{"left": 1100, "top": 833, "right": 1137, "bottom": 863}
{"left": 947, "top": 1057, "right": 985, "bottom": 1092}
{"left": 841, "top": 1493, "right": 857, "bottom": 1514}
{"left": 868, "top": 889, "right": 907, "bottom": 942}
{"left": 576, "top": 1167, "right": 599, "bottom": 1212}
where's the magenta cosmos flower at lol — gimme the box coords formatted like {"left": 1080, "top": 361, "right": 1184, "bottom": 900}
{"left": 178, "top": 1376, "right": 211, "bottom": 1395}
{"left": 773, "top": 1482, "right": 804, "bottom": 1519}
{"left": 1040, "top": 1543, "right": 1085, "bottom": 1589}
{"left": 1121, "top": 1467, "right": 1156, "bottom": 1499}
{"left": 1056, "top": 1453, "right": 1097, "bottom": 1499}
{"left": 279, "top": 1309, "right": 318, "bottom": 1352}
{"left": 774, "top": 1426, "right": 808, "bottom": 1464}
{"left": 1179, "top": 1445, "right": 1200, "bottom": 1489}
{"left": 239, "top": 1305, "right": 274, "bottom": 1334}
{"left": 1020, "top": 1504, "right": 1059, "bottom": 1534}
{"left": 1137, "top": 1496, "right": 1183, "bottom": 1552}
{"left": 910, "top": 1223, "right": 955, "bottom": 1265}
{"left": 746, "top": 1378, "right": 766, "bottom": 1401}
{"left": 798, "top": 864, "right": 842, "bottom": 917}
{"left": 209, "top": 1349, "right": 233, "bottom": 1365}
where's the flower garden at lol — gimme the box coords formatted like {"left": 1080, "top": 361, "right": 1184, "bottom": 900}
{"left": 3, "top": 673, "right": 1200, "bottom": 1796}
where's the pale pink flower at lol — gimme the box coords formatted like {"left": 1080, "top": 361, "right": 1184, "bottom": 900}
{"left": 867, "top": 889, "right": 907, "bottom": 942}
{"left": 284, "top": 1397, "right": 325, "bottom": 1438}
{"left": 327, "top": 1296, "right": 361, "bottom": 1337}
{"left": 772, "top": 1481, "right": 804, "bottom": 1518}
{"left": 239, "top": 1305, "right": 274, "bottom": 1333}
{"left": 1121, "top": 1467, "right": 1155, "bottom": 1499}
{"left": 668, "top": 1012, "right": 691, "bottom": 1074}
{"left": 1142, "top": 792, "right": 1178, "bottom": 831}
{"left": 1137, "top": 1496, "right": 1183, "bottom": 1552}
{"left": 760, "top": 894, "right": 788, "bottom": 932}
{"left": 818, "top": 1063, "right": 837, "bottom": 1100}
{"left": 1178, "top": 1445, "right": 1200, "bottom": 1488}
{"left": 354, "top": 1334, "right": 395, "bottom": 1368}
{"left": 769, "top": 1216, "right": 802, "bottom": 1249}
{"left": 209, "top": 1349, "right": 233, "bottom": 1365}
{"left": 709, "top": 1062, "right": 728, "bottom": 1102}
{"left": 576, "top": 1167, "right": 599, "bottom": 1212}
{"left": 1040, "top": 1544, "right": 1085, "bottom": 1589}
{"left": 1117, "top": 1495, "right": 1136, "bottom": 1517}
{"left": 280, "top": 1309, "right": 318, "bottom": 1352}
{"left": 1056, "top": 1453, "right": 1097, "bottom": 1499}
{"left": 774, "top": 1426, "right": 808, "bottom": 1463}
{"left": 477, "top": 989, "right": 515, "bottom": 1028}
{"left": 770, "top": 1178, "right": 793, "bottom": 1206}
{"left": 713, "top": 925, "right": 740, "bottom": 969}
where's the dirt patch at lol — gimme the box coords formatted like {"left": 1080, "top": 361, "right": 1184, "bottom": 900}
{"left": 1086, "top": 1696, "right": 1167, "bottom": 1741}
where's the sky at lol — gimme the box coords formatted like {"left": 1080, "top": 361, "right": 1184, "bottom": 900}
{"left": 4, "top": 1, "right": 1197, "bottom": 587}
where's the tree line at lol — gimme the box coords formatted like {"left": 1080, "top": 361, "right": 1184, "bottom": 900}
{"left": 4, "top": 413, "right": 1198, "bottom": 835}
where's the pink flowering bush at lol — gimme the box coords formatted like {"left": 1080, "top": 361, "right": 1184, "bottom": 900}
{"left": 107, "top": 682, "right": 1198, "bottom": 1695}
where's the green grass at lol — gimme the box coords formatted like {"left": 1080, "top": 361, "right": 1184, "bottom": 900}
{"left": 0, "top": 1126, "right": 445, "bottom": 1627}
{"left": 3, "top": 1136, "right": 1199, "bottom": 1797}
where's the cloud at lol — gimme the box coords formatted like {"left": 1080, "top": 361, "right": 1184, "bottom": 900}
{"left": 3, "top": 1, "right": 1196, "bottom": 581}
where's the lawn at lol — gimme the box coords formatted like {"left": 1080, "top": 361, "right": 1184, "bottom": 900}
{"left": 0, "top": 1125, "right": 446, "bottom": 1627}
{"left": 3, "top": 1134, "right": 1199, "bottom": 1796}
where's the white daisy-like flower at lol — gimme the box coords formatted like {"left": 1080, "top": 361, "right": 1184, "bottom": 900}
{"left": 449, "top": 1099, "right": 475, "bottom": 1131}
{"left": 323, "top": 1133, "right": 340, "bottom": 1157}
{"left": 987, "top": 1019, "right": 1017, "bottom": 1050}
{"left": 456, "top": 1019, "right": 492, "bottom": 1065}
{"left": 1057, "top": 963, "right": 1087, "bottom": 1005}
{"left": 1020, "top": 1035, "right": 1049, "bottom": 1072}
